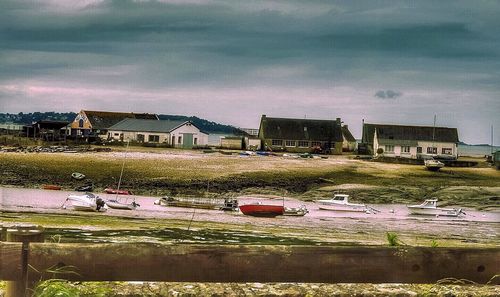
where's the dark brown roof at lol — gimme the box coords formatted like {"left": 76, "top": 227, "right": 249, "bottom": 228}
{"left": 83, "top": 110, "right": 158, "bottom": 130}
{"left": 362, "top": 123, "right": 459, "bottom": 144}
{"left": 258, "top": 115, "right": 343, "bottom": 142}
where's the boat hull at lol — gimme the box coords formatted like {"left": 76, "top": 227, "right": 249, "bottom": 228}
{"left": 239, "top": 204, "right": 284, "bottom": 217}
{"left": 104, "top": 188, "right": 133, "bottom": 195}
{"left": 317, "top": 201, "right": 367, "bottom": 212}
{"left": 105, "top": 199, "right": 137, "bottom": 210}
{"left": 67, "top": 194, "right": 107, "bottom": 212}
{"left": 408, "top": 206, "right": 462, "bottom": 217}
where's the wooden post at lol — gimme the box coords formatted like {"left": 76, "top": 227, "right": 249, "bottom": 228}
{"left": 5, "top": 224, "right": 44, "bottom": 297}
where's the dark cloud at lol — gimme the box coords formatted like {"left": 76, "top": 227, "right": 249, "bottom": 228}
{"left": 375, "top": 90, "right": 402, "bottom": 99}
{"left": 0, "top": 0, "right": 499, "bottom": 143}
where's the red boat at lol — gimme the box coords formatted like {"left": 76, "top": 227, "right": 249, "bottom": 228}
{"left": 42, "top": 184, "right": 62, "bottom": 190}
{"left": 104, "top": 188, "right": 133, "bottom": 195}
{"left": 239, "top": 204, "right": 285, "bottom": 217}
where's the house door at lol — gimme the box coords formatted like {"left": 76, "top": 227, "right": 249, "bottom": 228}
{"left": 182, "top": 133, "right": 193, "bottom": 148}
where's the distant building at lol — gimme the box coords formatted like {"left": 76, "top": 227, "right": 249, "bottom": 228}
{"left": 239, "top": 128, "right": 259, "bottom": 136}
{"left": 258, "top": 115, "right": 344, "bottom": 154}
{"left": 23, "top": 120, "right": 70, "bottom": 141}
{"left": 70, "top": 110, "right": 158, "bottom": 140}
{"left": 362, "top": 123, "right": 459, "bottom": 159}
{"left": 220, "top": 136, "right": 245, "bottom": 150}
{"left": 0, "top": 122, "right": 24, "bottom": 131}
{"left": 107, "top": 118, "right": 208, "bottom": 148}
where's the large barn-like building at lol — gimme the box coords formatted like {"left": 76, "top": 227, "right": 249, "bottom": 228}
{"left": 258, "top": 115, "right": 346, "bottom": 154}
{"left": 107, "top": 118, "right": 208, "bottom": 148}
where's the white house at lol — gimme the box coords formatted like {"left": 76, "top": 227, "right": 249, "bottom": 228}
{"left": 362, "top": 123, "right": 459, "bottom": 159}
{"left": 107, "top": 118, "right": 208, "bottom": 148}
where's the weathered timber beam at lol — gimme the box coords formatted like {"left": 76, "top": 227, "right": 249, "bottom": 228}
{"left": 23, "top": 244, "right": 500, "bottom": 284}
{"left": 0, "top": 242, "right": 23, "bottom": 280}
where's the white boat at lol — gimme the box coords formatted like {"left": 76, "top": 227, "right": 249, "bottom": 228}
{"left": 283, "top": 205, "right": 309, "bottom": 216}
{"left": 66, "top": 193, "right": 108, "bottom": 212}
{"left": 407, "top": 199, "right": 464, "bottom": 217}
{"left": 105, "top": 140, "right": 139, "bottom": 210}
{"left": 105, "top": 199, "right": 139, "bottom": 210}
{"left": 316, "top": 194, "right": 371, "bottom": 212}
{"left": 424, "top": 159, "right": 444, "bottom": 171}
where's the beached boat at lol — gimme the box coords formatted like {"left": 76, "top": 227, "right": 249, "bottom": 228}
{"left": 239, "top": 203, "right": 285, "bottom": 217}
{"left": 316, "top": 194, "right": 370, "bottom": 212}
{"left": 424, "top": 159, "right": 444, "bottom": 171}
{"left": 104, "top": 140, "right": 139, "bottom": 210}
{"left": 66, "top": 193, "right": 107, "bottom": 212}
{"left": 104, "top": 188, "right": 133, "bottom": 195}
{"left": 71, "top": 172, "right": 86, "bottom": 180}
{"left": 75, "top": 183, "right": 93, "bottom": 192}
{"left": 42, "top": 184, "right": 62, "bottom": 190}
{"left": 105, "top": 199, "right": 139, "bottom": 210}
{"left": 219, "top": 198, "right": 239, "bottom": 211}
{"left": 154, "top": 196, "right": 223, "bottom": 210}
{"left": 407, "top": 199, "right": 465, "bottom": 217}
{"left": 283, "top": 205, "right": 309, "bottom": 216}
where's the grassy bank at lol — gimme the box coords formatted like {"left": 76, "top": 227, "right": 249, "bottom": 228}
{"left": 1, "top": 150, "right": 499, "bottom": 207}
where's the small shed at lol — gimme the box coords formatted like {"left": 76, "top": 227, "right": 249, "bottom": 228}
{"left": 220, "top": 136, "right": 245, "bottom": 150}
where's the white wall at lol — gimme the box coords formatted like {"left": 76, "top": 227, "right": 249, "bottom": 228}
{"left": 170, "top": 123, "right": 208, "bottom": 147}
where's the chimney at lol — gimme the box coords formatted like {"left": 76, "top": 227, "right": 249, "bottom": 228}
{"left": 344, "top": 125, "right": 348, "bottom": 129}
{"left": 336, "top": 118, "right": 341, "bottom": 126}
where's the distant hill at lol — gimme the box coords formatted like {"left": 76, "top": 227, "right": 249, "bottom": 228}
{"left": 0, "top": 112, "right": 242, "bottom": 134}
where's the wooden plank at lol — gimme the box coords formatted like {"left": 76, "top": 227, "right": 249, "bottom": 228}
{"left": 0, "top": 242, "right": 23, "bottom": 280}
{"left": 26, "top": 244, "right": 500, "bottom": 284}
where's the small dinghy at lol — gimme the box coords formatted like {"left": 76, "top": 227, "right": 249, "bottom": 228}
{"left": 283, "top": 205, "right": 309, "bottom": 216}
{"left": 42, "top": 184, "right": 62, "bottom": 190}
{"left": 104, "top": 188, "right": 133, "bottom": 195}
{"left": 425, "top": 159, "right": 445, "bottom": 171}
{"left": 407, "top": 199, "right": 465, "bottom": 217}
{"left": 65, "top": 193, "right": 107, "bottom": 212}
{"left": 75, "top": 183, "right": 93, "bottom": 192}
{"left": 105, "top": 199, "right": 139, "bottom": 210}
{"left": 71, "top": 172, "right": 86, "bottom": 180}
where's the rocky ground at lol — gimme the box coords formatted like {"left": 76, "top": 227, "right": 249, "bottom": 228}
{"left": 2, "top": 281, "right": 499, "bottom": 296}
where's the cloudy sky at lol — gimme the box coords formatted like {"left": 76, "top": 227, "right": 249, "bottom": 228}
{"left": 1, "top": 0, "right": 499, "bottom": 143}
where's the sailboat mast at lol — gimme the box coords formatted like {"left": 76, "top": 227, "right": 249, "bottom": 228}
{"left": 115, "top": 139, "right": 129, "bottom": 200}
{"left": 432, "top": 115, "right": 436, "bottom": 154}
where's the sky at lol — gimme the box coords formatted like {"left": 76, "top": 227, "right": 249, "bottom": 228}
{"left": 0, "top": 0, "right": 499, "bottom": 144}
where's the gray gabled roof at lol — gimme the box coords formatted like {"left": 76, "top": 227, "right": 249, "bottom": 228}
{"left": 108, "top": 118, "right": 205, "bottom": 134}
{"left": 362, "top": 123, "right": 459, "bottom": 144}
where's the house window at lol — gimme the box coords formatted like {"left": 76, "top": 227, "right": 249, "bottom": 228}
{"left": 442, "top": 148, "right": 452, "bottom": 155}
{"left": 298, "top": 141, "right": 309, "bottom": 147}
{"left": 148, "top": 135, "right": 160, "bottom": 143}
{"left": 417, "top": 147, "right": 422, "bottom": 154}
{"left": 114, "top": 133, "right": 119, "bottom": 136}
{"left": 194, "top": 138, "right": 198, "bottom": 145}
{"left": 271, "top": 139, "right": 283, "bottom": 146}
{"left": 178, "top": 136, "right": 182, "bottom": 144}
{"left": 79, "top": 119, "right": 84, "bottom": 128}
{"left": 285, "top": 140, "right": 296, "bottom": 147}
{"left": 401, "top": 146, "right": 410, "bottom": 153}
{"left": 427, "top": 147, "right": 437, "bottom": 154}
{"left": 385, "top": 145, "right": 394, "bottom": 153}
{"left": 311, "top": 141, "right": 322, "bottom": 147}
{"left": 137, "top": 134, "right": 144, "bottom": 142}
